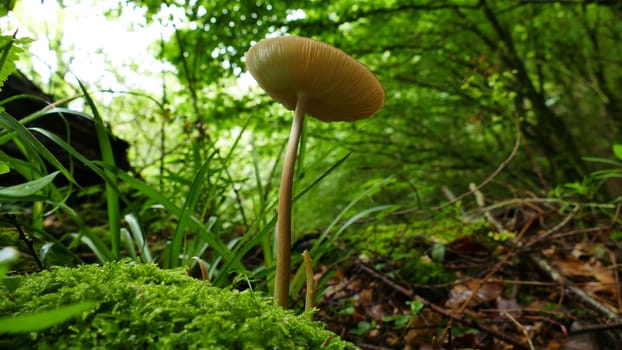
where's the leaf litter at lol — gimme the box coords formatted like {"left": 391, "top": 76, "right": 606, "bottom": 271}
{"left": 302, "top": 195, "right": 622, "bottom": 349}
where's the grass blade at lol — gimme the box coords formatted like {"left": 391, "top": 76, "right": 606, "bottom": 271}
{"left": 0, "top": 171, "right": 59, "bottom": 198}
{"left": 0, "top": 301, "right": 96, "bottom": 334}
{"left": 0, "top": 111, "right": 75, "bottom": 184}
{"left": 76, "top": 80, "right": 121, "bottom": 259}
{"left": 166, "top": 158, "right": 215, "bottom": 268}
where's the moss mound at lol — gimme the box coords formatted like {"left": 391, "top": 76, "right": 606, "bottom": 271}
{"left": 0, "top": 261, "right": 354, "bottom": 349}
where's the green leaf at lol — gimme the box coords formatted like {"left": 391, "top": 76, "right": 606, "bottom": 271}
{"left": 407, "top": 300, "right": 424, "bottom": 315}
{"left": 0, "top": 171, "right": 59, "bottom": 198}
{"left": 431, "top": 243, "right": 445, "bottom": 262}
{"left": 0, "top": 1, "right": 17, "bottom": 17}
{"left": 0, "top": 161, "right": 8, "bottom": 174}
{"left": 609, "top": 231, "right": 622, "bottom": 242}
{"left": 613, "top": 144, "right": 622, "bottom": 161}
{"left": 113, "top": 169, "right": 234, "bottom": 267}
{"left": 0, "top": 111, "right": 75, "bottom": 184}
{"left": 70, "top": 233, "right": 113, "bottom": 264}
{"left": 0, "top": 34, "right": 31, "bottom": 89}
{"left": 350, "top": 321, "right": 374, "bottom": 336}
{"left": 76, "top": 80, "right": 121, "bottom": 259}
{"left": 0, "top": 301, "right": 96, "bottom": 334}
{"left": 166, "top": 157, "right": 216, "bottom": 268}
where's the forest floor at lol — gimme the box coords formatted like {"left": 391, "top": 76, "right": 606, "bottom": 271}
{"left": 305, "top": 194, "right": 622, "bottom": 350}
{"left": 5, "top": 190, "right": 622, "bottom": 349}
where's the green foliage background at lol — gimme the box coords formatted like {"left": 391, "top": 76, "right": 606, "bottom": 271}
{"left": 124, "top": 0, "right": 621, "bottom": 229}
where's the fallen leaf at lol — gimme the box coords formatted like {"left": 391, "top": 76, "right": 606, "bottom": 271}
{"left": 445, "top": 280, "right": 503, "bottom": 309}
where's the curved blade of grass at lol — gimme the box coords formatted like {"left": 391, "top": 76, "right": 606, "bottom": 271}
{"left": 120, "top": 228, "right": 137, "bottom": 259}
{"left": 28, "top": 126, "right": 119, "bottom": 178}
{"left": 212, "top": 215, "right": 277, "bottom": 286}
{"left": 52, "top": 199, "right": 112, "bottom": 263}
{"left": 27, "top": 127, "right": 107, "bottom": 177}
{"left": 251, "top": 135, "right": 273, "bottom": 266}
{"left": 0, "top": 106, "right": 62, "bottom": 145}
{"left": 76, "top": 80, "right": 121, "bottom": 260}
{"left": 0, "top": 171, "right": 59, "bottom": 198}
{"left": 318, "top": 176, "right": 395, "bottom": 244}
{"left": 166, "top": 158, "right": 216, "bottom": 268}
{"left": 114, "top": 170, "right": 233, "bottom": 267}
{"left": 0, "top": 111, "right": 75, "bottom": 184}
{"left": 69, "top": 232, "right": 112, "bottom": 263}
{"left": 0, "top": 161, "right": 7, "bottom": 174}
{"left": 583, "top": 156, "right": 622, "bottom": 166}
{"left": 215, "top": 116, "right": 252, "bottom": 227}
{"left": 0, "top": 153, "right": 42, "bottom": 180}
{"left": 291, "top": 204, "right": 399, "bottom": 299}
{"left": 293, "top": 152, "right": 350, "bottom": 202}
{"left": 0, "top": 301, "right": 96, "bottom": 333}
{"left": 124, "top": 213, "right": 153, "bottom": 263}
{"left": 27, "top": 128, "right": 133, "bottom": 213}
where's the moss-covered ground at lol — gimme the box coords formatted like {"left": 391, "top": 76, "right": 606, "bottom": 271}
{"left": 0, "top": 261, "right": 354, "bottom": 349}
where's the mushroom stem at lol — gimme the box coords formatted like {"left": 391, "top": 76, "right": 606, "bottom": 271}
{"left": 275, "top": 93, "right": 307, "bottom": 308}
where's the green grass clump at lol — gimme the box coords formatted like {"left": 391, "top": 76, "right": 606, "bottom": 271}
{"left": 0, "top": 261, "right": 354, "bottom": 349}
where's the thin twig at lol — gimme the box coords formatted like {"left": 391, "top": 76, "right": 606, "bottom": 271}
{"left": 524, "top": 226, "right": 608, "bottom": 250}
{"left": 503, "top": 310, "right": 535, "bottom": 350}
{"left": 4, "top": 214, "right": 44, "bottom": 271}
{"left": 571, "top": 321, "right": 622, "bottom": 334}
{"left": 390, "top": 128, "right": 522, "bottom": 217}
{"left": 435, "top": 129, "right": 521, "bottom": 210}
{"left": 523, "top": 204, "right": 580, "bottom": 248}
{"left": 521, "top": 135, "right": 549, "bottom": 192}
{"left": 609, "top": 250, "right": 621, "bottom": 313}
{"left": 470, "top": 183, "right": 505, "bottom": 232}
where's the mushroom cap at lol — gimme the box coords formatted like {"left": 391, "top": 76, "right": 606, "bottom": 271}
{"left": 245, "top": 35, "right": 385, "bottom": 122}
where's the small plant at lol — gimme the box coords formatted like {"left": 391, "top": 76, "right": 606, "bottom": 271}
{"left": 553, "top": 143, "right": 622, "bottom": 201}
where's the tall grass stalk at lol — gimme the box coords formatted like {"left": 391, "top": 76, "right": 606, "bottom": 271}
{"left": 77, "top": 81, "right": 121, "bottom": 259}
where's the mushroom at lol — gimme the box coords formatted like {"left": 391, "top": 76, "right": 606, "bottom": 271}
{"left": 245, "top": 35, "right": 384, "bottom": 308}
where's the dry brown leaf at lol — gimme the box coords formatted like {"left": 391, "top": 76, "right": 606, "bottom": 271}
{"left": 542, "top": 246, "right": 557, "bottom": 257}
{"left": 554, "top": 256, "right": 617, "bottom": 297}
{"left": 445, "top": 280, "right": 503, "bottom": 309}
{"left": 358, "top": 283, "right": 374, "bottom": 305}
{"left": 554, "top": 256, "right": 593, "bottom": 277}
{"left": 404, "top": 309, "right": 442, "bottom": 347}
{"left": 590, "top": 263, "right": 616, "bottom": 285}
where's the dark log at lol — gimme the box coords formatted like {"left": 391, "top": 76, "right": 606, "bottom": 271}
{"left": 0, "top": 72, "right": 131, "bottom": 186}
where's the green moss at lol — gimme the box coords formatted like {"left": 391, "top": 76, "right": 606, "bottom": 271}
{"left": 0, "top": 261, "right": 355, "bottom": 349}
{"left": 345, "top": 219, "right": 492, "bottom": 285}
{"left": 355, "top": 219, "right": 491, "bottom": 252}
